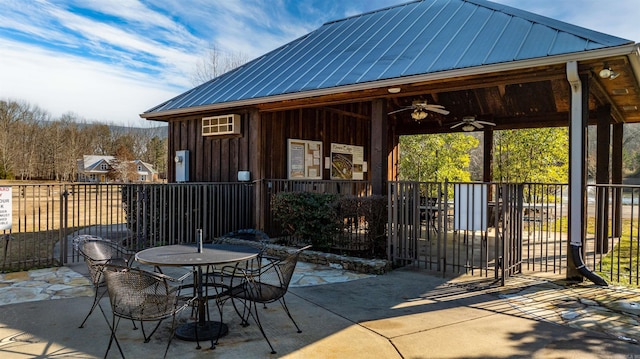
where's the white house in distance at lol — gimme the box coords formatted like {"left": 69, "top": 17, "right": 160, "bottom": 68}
{"left": 77, "top": 155, "right": 157, "bottom": 183}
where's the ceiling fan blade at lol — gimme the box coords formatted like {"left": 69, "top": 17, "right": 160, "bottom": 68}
{"left": 388, "top": 107, "right": 411, "bottom": 115}
{"left": 425, "top": 104, "right": 446, "bottom": 109}
{"left": 476, "top": 120, "right": 496, "bottom": 126}
{"left": 427, "top": 108, "right": 450, "bottom": 115}
{"left": 450, "top": 122, "right": 464, "bottom": 129}
{"left": 472, "top": 122, "right": 484, "bottom": 129}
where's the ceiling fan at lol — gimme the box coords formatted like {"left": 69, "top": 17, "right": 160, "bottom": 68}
{"left": 388, "top": 100, "right": 450, "bottom": 121}
{"left": 450, "top": 116, "right": 496, "bottom": 132}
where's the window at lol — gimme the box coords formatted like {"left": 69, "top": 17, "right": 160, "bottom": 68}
{"left": 137, "top": 165, "right": 143, "bottom": 172}
{"left": 100, "top": 163, "right": 108, "bottom": 170}
{"left": 202, "top": 114, "right": 241, "bottom": 136}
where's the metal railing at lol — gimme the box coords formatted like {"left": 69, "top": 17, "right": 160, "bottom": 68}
{"left": 3, "top": 180, "right": 639, "bottom": 287}
{"left": 388, "top": 181, "right": 571, "bottom": 280}
{"left": 0, "top": 183, "right": 254, "bottom": 272}
{"left": 587, "top": 184, "right": 640, "bottom": 286}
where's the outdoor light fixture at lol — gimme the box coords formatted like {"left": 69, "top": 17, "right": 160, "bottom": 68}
{"left": 411, "top": 108, "right": 428, "bottom": 121}
{"left": 387, "top": 87, "right": 401, "bottom": 94}
{"left": 599, "top": 66, "right": 620, "bottom": 80}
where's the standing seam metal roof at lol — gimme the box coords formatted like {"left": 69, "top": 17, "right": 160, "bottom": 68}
{"left": 144, "top": 0, "right": 632, "bottom": 115}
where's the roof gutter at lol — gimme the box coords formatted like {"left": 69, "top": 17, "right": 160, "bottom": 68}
{"left": 141, "top": 43, "right": 639, "bottom": 120}
{"left": 566, "top": 60, "right": 607, "bottom": 286}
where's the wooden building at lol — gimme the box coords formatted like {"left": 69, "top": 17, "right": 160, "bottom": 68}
{"left": 141, "top": 0, "right": 640, "bottom": 281}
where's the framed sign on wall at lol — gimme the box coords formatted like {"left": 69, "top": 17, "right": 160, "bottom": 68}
{"left": 330, "top": 143, "right": 365, "bottom": 180}
{"left": 287, "top": 139, "right": 323, "bottom": 179}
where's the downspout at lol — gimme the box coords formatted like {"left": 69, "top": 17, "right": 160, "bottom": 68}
{"left": 566, "top": 61, "right": 607, "bottom": 286}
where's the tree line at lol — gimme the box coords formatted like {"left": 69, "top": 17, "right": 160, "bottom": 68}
{"left": 399, "top": 124, "right": 640, "bottom": 184}
{"left": 0, "top": 99, "right": 167, "bottom": 182}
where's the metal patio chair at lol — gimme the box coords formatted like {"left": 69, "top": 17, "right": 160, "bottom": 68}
{"left": 102, "top": 264, "right": 196, "bottom": 359}
{"left": 221, "top": 245, "right": 312, "bottom": 354}
{"left": 72, "top": 235, "right": 136, "bottom": 328}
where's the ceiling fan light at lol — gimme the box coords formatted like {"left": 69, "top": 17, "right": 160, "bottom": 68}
{"left": 462, "top": 124, "right": 475, "bottom": 132}
{"left": 411, "top": 109, "right": 427, "bottom": 121}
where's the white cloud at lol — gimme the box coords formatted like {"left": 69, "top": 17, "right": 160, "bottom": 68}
{"left": 0, "top": 38, "right": 176, "bottom": 126}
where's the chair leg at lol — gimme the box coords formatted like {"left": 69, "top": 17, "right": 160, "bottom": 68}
{"left": 229, "top": 296, "right": 251, "bottom": 327}
{"left": 79, "top": 284, "right": 102, "bottom": 328}
{"left": 278, "top": 296, "right": 302, "bottom": 333}
{"left": 163, "top": 314, "right": 180, "bottom": 359}
{"left": 248, "top": 301, "right": 276, "bottom": 354}
{"left": 140, "top": 319, "right": 165, "bottom": 343}
{"left": 104, "top": 312, "right": 125, "bottom": 359}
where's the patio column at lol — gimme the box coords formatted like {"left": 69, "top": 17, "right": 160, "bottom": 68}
{"left": 595, "top": 105, "right": 611, "bottom": 253}
{"left": 248, "top": 109, "right": 264, "bottom": 229}
{"left": 612, "top": 123, "right": 623, "bottom": 238}
{"left": 483, "top": 128, "right": 494, "bottom": 194}
{"left": 371, "top": 99, "right": 388, "bottom": 195}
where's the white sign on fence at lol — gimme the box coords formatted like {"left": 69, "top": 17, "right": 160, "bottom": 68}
{"left": 454, "top": 183, "right": 487, "bottom": 231}
{"left": 0, "top": 186, "right": 12, "bottom": 230}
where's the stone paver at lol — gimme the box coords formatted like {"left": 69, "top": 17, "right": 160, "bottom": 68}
{"left": 0, "top": 260, "right": 372, "bottom": 307}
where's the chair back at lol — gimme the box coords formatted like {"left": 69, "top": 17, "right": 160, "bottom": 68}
{"left": 252, "top": 245, "right": 311, "bottom": 299}
{"left": 102, "top": 265, "right": 176, "bottom": 321}
{"left": 73, "top": 236, "right": 131, "bottom": 285}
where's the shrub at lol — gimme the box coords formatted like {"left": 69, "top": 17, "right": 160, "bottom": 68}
{"left": 271, "top": 192, "right": 340, "bottom": 250}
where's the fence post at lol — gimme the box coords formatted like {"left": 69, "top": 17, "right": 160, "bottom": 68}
{"left": 59, "top": 187, "right": 69, "bottom": 264}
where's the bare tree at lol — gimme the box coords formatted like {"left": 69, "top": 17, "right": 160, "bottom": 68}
{"left": 14, "top": 107, "right": 49, "bottom": 180}
{"left": 0, "top": 99, "right": 35, "bottom": 179}
{"left": 190, "top": 44, "right": 249, "bottom": 86}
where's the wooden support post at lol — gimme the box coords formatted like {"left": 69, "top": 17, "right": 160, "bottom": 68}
{"left": 371, "top": 99, "right": 388, "bottom": 196}
{"left": 249, "top": 109, "right": 264, "bottom": 229}
{"left": 612, "top": 122, "right": 623, "bottom": 238}
{"left": 595, "top": 105, "right": 611, "bottom": 253}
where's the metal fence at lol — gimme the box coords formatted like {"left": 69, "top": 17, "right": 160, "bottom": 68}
{"left": 0, "top": 183, "right": 254, "bottom": 272}
{"left": 587, "top": 184, "right": 640, "bottom": 286}
{"left": 3, "top": 181, "right": 640, "bottom": 287}
{"left": 388, "top": 181, "right": 571, "bottom": 281}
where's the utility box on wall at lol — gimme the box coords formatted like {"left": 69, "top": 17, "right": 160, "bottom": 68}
{"left": 175, "top": 150, "right": 189, "bottom": 182}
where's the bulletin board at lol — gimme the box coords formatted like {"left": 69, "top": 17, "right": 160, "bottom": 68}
{"left": 287, "top": 139, "right": 323, "bottom": 179}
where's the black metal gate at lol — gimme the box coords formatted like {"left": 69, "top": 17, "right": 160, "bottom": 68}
{"left": 388, "top": 181, "right": 526, "bottom": 284}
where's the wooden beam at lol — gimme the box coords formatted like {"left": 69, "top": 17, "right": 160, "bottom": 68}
{"left": 590, "top": 77, "right": 625, "bottom": 123}
{"left": 371, "top": 99, "right": 387, "bottom": 195}
{"left": 595, "top": 105, "right": 611, "bottom": 253}
{"left": 318, "top": 106, "right": 370, "bottom": 120}
{"left": 255, "top": 65, "right": 568, "bottom": 113}
{"left": 612, "top": 122, "right": 623, "bottom": 237}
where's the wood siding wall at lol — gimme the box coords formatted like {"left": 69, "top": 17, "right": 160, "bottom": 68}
{"left": 166, "top": 103, "right": 374, "bottom": 183}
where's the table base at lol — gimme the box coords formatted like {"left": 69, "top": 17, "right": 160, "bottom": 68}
{"left": 175, "top": 321, "right": 228, "bottom": 342}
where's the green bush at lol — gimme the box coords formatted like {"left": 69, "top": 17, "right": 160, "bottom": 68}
{"left": 271, "top": 192, "right": 340, "bottom": 250}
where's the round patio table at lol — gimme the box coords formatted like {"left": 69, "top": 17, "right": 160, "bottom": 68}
{"left": 135, "top": 243, "right": 259, "bottom": 342}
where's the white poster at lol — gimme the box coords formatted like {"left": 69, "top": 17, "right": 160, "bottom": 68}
{"left": 0, "top": 187, "right": 12, "bottom": 230}
{"left": 454, "top": 183, "right": 487, "bottom": 231}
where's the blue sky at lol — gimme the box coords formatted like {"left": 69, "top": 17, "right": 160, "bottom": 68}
{"left": 1, "top": 0, "right": 639, "bottom": 127}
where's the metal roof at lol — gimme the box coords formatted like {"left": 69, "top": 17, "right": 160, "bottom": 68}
{"left": 143, "top": 0, "right": 633, "bottom": 117}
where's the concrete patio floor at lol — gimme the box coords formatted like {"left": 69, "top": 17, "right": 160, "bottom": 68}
{"left": 2, "top": 263, "right": 640, "bottom": 358}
